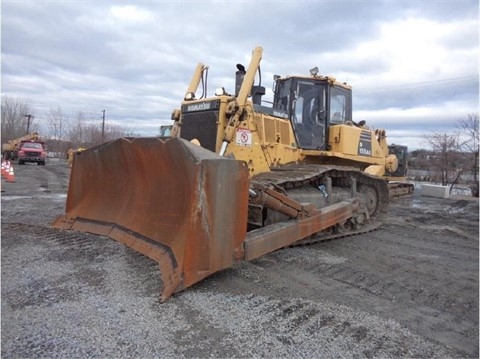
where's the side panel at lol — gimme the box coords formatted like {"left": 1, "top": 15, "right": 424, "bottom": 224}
{"left": 328, "top": 125, "right": 385, "bottom": 160}
{"left": 226, "top": 109, "right": 303, "bottom": 175}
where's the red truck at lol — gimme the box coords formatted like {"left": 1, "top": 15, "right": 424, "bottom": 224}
{"left": 18, "top": 140, "right": 47, "bottom": 165}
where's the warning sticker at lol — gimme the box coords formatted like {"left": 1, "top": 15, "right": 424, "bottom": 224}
{"left": 235, "top": 128, "right": 252, "bottom": 147}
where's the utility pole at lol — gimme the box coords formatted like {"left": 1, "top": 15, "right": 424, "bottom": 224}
{"left": 101, "top": 109, "right": 105, "bottom": 141}
{"left": 24, "top": 114, "right": 33, "bottom": 134}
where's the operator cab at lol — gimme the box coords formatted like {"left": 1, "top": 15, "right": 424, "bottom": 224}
{"left": 273, "top": 75, "right": 352, "bottom": 150}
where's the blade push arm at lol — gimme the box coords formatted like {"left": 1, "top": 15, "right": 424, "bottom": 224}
{"left": 220, "top": 46, "right": 263, "bottom": 155}
{"left": 185, "top": 63, "right": 207, "bottom": 100}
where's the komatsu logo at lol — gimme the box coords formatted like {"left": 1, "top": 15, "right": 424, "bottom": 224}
{"left": 273, "top": 110, "right": 289, "bottom": 119}
{"left": 187, "top": 102, "right": 212, "bottom": 112}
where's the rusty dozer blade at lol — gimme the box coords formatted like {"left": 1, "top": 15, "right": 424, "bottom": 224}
{"left": 52, "top": 137, "right": 249, "bottom": 301}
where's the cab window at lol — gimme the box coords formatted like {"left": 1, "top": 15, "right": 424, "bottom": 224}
{"left": 329, "top": 86, "right": 351, "bottom": 124}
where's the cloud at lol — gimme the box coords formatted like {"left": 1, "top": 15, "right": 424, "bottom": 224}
{"left": 1, "top": 0, "right": 478, "bottom": 150}
{"left": 109, "top": 5, "right": 154, "bottom": 23}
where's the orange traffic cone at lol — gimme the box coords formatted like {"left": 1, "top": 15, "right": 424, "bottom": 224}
{"left": 1, "top": 161, "right": 5, "bottom": 177}
{"left": 7, "top": 165, "right": 16, "bottom": 182}
{"left": 3, "top": 161, "right": 10, "bottom": 179}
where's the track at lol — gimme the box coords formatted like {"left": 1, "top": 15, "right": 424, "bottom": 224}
{"left": 250, "top": 164, "right": 389, "bottom": 246}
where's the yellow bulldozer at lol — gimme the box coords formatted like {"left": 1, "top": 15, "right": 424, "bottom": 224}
{"left": 53, "top": 46, "right": 413, "bottom": 301}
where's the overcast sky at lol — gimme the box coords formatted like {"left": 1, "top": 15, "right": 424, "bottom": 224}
{"left": 2, "top": 0, "right": 479, "bottom": 150}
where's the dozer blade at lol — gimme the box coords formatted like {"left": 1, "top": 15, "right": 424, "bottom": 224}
{"left": 52, "top": 137, "right": 249, "bottom": 301}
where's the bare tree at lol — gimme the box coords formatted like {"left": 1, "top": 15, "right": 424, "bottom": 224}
{"left": 2, "top": 97, "right": 140, "bottom": 157}
{"left": 457, "top": 113, "right": 479, "bottom": 196}
{"left": 67, "top": 111, "right": 89, "bottom": 147}
{"left": 424, "top": 132, "right": 462, "bottom": 186}
{"left": 104, "top": 123, "right": 137, "bottom": 140}
{"left": 65, "top": 110, "right": 136, "bottom": 149}
{"left": 45, "top": 106, "right": 68, "bottom": 154}
{"left": 85, "top": 122, "right": 137, "bottom": 146}
{"left": 1, "top": 96, "right": 38, "bottom": 145}
{"left": 47, "top": 106, "right": 67, "bottom": 141}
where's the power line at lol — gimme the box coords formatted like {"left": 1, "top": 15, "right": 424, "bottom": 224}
{"left": 355, "top": 75, "right": 478, "bottom": 94}
{"left": 9, "top": 74, "right": 478, "bottom": 125}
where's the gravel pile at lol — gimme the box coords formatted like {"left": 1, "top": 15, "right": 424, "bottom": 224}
{"left": 0, "top": 223, "right": 459, "bottom": 358}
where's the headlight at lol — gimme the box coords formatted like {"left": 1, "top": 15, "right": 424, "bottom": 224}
{"left": 184, "top": 92, "right": 195, "bottom": 101}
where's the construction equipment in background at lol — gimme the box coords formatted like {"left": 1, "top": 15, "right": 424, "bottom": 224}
{"left": 54, "top": 46, "right": 412, "bottom": 301}
{"left": 67, "top": 148, "right": 86, "bottom": 167}
{"left": 384, "top": 144, "right": 415, "bottom": 198}
{"left": 18, "top": 140, "right": 47, "bottom": 165}
{"left": 159, "top": 125, "right": 173, "bottom": 137}
{"left": 2, "top": 132, "right": 40, "bottom": 161}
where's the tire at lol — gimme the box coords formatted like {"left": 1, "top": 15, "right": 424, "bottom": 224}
{"left": 18, "top": 160, "right": 24, "bottom": 165}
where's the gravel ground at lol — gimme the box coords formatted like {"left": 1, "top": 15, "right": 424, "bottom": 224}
{"left": 1, "top": 159, "right": 478, "bottom": 358}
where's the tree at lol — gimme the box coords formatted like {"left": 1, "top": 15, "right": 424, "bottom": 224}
{"left": 101, "top": 123, "right": 137, "bottom": 142}
{"left": 65, "top": 111, "right": 137, "bottom": 149}
{"left": 67, "top": 111, "right": 89, "bottom": 147}
{"left": 424, "top": 132, "right": 462, "bottom": 187}
{"left": 457, "top": 113, "right": 479, "bottom": 196}
{"left": 47, "top": 106, "right": 66, "bottom": 141}
{"left": 2, "top": 97, "right": 139, "bottom": 156}
{"left": 1, "top": 96, "right": 38, "bottom": 145}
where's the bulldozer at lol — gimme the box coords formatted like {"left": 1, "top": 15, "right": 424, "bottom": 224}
{"left": 385, "top": 144, "right": 414, "bottom": 198}
{"left": 53, "top": 46, "right": 408, "bottom": 301}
